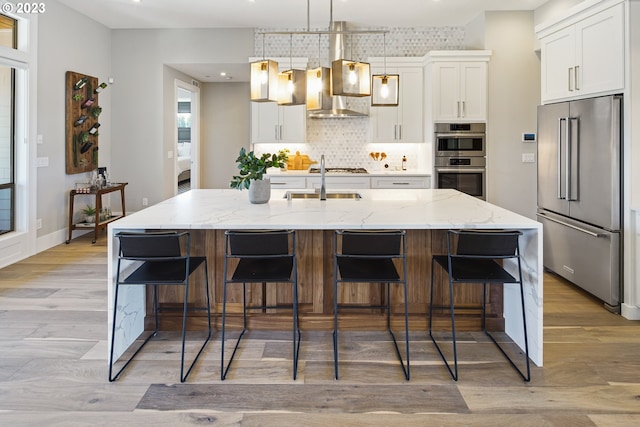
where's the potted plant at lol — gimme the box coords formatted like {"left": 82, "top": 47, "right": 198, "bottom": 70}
{"left": 230, "top": 147, "right": 289, "bottom": 204}
{"left": 82, "top": 205, "right": 96, "bottom": 223}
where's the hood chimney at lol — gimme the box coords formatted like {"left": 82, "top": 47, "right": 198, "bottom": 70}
{"left": 308, "top": 21, "right": 368, "bottom": 118}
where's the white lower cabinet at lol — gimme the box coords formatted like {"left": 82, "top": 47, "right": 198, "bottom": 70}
{"left": 268, "top": 175, "right": 431, "bottom": 190}
{"left": 307, "top": 176, "right": 371, "bottom": 190}
{"left": 370, "top": 176, "right": 430, "bottom": 189}
{"left": 269, "top": 176, "right": 306, "bottom": 189}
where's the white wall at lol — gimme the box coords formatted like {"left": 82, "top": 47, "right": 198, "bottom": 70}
{"left": 200, "top": 82, "right": 250, "bottom": 189}
{"left": 482, "top": 11, "right": 540, "bottom": 219}
{"left": 37, "top": 0, "right": 112, "bottom": 242}
{"left": 110, "top": 28, "right": 254, "bottom": 212}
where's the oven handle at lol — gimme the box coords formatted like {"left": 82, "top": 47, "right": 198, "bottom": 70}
{"left": 435, "top": 168, "right": 486, "bottom": 173}
{"left": 435, "top": 133, "right": 486, "bottom": 138}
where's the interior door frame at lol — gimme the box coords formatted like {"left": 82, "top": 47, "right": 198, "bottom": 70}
{"left": 174, "top": 79, "right": 200, "bottom": 194}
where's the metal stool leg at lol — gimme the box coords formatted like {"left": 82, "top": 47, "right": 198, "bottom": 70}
{"left": 108, "top": 283, "right": 159, "bottom": 382}
{"left": 429, "top": 260, "right": 459, "bottom": 381}
{"left": 179, "top": 261, "right": 212, "bottom": 383}
{"left": 221, "top": 282, "right": 248, "bottom": 380}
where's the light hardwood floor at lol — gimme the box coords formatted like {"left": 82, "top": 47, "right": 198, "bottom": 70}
{"left": 0, "top": 233, "right": 639, "bottom": 426}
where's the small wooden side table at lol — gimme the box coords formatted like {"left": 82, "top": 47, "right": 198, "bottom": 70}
{"left": 67, "top": 182, "right": 128, "bottom": 244}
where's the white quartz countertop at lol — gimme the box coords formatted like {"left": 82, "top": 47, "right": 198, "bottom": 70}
{"left": 110, "top": 189, "right": 540, "bottom": 231}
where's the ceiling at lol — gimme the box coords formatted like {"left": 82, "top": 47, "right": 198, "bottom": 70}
{"left": 57, "top": 0, "right": 549, "bottom": 82}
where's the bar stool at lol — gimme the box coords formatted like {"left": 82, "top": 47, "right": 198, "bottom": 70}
{"left": 221, "top": 229, "right": 300, "bottom": 380}
{"left": 333, "top": 230, "right": 410, "bottom": 380}
{"left": 429, "top": 229, "right": 531, "bottom": 382}
{"left": 109, "top": 231, "right": 211, "bottom": 382}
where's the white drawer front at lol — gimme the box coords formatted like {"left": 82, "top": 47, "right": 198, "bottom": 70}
{"left": 370, "top": 176, "right": 430, "bottom": 189}
{"left": 269, "top": 177, "right": 306, "bottom": 189}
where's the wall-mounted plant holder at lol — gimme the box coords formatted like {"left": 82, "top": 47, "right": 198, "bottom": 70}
{"left": 66, "top": 71, "right": 101, "bottom": 174}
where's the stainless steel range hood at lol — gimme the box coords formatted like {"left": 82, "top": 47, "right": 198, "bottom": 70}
{"left": 308, "top": 21, "right": 368, "bottom": 119}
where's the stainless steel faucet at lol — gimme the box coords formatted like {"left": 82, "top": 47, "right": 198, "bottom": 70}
{"left": 320, "top": 154, "right": 326, "bottom": 201}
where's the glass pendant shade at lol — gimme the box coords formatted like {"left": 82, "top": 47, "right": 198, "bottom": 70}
{"left": 306, "top": 67, "right": 332, "bottom": 111}
{"left": 371, "top": 74, "right": 399, "bottom": 106}
{"left": 277, "top": 69, "right": 307, "bottom": 105}
{"left": 331, "top": 59, "right": 371, "bottom": 97}
{"left": 250, "top": 59, "right": 279, "bottom": 102}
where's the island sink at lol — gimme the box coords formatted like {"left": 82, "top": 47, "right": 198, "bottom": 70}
{"left": 284, "top": 191, "right": 362, "bottom": 200}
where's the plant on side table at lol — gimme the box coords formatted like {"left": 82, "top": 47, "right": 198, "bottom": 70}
{"left": 82, "top": 205, "right": 96, "bottom": 224}
{"left": 230, "top": 147, "right": 289, "bottom": 204}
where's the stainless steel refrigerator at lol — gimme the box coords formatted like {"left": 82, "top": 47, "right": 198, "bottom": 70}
{"left": 536, "top": 95, "right": 622, "bottom": 311}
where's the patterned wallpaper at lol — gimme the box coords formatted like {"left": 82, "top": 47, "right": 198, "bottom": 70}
{"left": 253, "top": 26, "right": 465, "bottom": 171}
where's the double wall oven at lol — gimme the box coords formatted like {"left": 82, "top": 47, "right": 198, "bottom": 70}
{"left": 434, "top": 123, "right": 486, "bottom": 200}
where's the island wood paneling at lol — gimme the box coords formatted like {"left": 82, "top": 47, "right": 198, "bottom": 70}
{"left": 146, "top": 229, "right": 503, "bottom": 332}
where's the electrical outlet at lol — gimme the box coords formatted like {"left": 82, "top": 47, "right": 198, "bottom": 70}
{"left": 142, "top": 197, "right": 148, "bottom": 206}
{"left": 36, "top": 218, "right": 42, "bottom": 229}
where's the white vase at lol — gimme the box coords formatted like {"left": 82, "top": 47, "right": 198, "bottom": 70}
{"left": 248, "top": 178, "right": 271, "bottom": 204}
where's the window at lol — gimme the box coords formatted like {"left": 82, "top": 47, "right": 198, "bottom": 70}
{"left": 0, "top": 15, "right": 15, "bottom": 235}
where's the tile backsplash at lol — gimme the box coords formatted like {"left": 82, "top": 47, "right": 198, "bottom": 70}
{"left": 253, "top": 25, "right": 464, "bottom": 172}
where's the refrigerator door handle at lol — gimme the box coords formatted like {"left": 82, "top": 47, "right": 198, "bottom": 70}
{"left": 557, "top": 117, "right": 566, "bottom": 199}
{"left": 536, "top": 213, "right": 604, "bottom": 238}
{"left": 565, "top": 116, "right": 572, "bottom": 202}
{"left": 568, "top": 117, "right": 579, "bottom": 201}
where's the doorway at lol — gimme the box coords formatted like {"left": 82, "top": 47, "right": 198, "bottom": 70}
{"left": 174, "top": 80, "right": 200, "bottom": 194}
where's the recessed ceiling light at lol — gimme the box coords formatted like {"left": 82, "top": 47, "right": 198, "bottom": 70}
{"left": 225, "top": 76, "right": 233, "bottom": 80}
{"left": 220, "top": 72, "right": 227, "bottom": 76}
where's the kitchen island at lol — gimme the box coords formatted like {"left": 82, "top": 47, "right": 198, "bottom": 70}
{"left": 108, "top": 188, "right": 543, "bottom": 366}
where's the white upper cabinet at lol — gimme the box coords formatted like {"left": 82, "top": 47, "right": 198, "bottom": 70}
{"left": 425, "top": 51, "right": 491, "bottom": 123}
{"left": 537, "top": 0, "right": 625, "bottom": 103}
{"left": 369, "top": 57, "right": 424, "bottom": 143}
{"left": 250, "top": 57, "right": 308, "bottom": 144}
{"left": 251, "top": 102, "right": 306, "bottom": 144}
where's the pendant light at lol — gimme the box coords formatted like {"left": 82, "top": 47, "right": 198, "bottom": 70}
{"left": 332, "top": 32, "right": 371, "bottom": 97}
{"left": 371, "top": 33, "right": 399, "bottom": 106}
{"left": 250, "top": 34, "right": 278, "bottom": 102}
{"left": 307, "top": 34, "right": 332, "bottom": 111}
{"left": 278, "top": 34, "right": 307, "bottom": 105}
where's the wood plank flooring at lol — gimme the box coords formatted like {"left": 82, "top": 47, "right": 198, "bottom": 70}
{"left": 0, "top": 233, "right": 639, "bottom": 426}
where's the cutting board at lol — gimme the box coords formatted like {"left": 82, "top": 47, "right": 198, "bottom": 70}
{"left": 287, "top": 151, "right": 317, "bottom": 170}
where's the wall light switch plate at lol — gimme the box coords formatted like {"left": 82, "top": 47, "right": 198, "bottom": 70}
{"left": 36, "top": 157, "right": 49, "bottom": 167}
{"left": 168, "top": 150, "right": 173, "bottom": 159}
{"left": 522, "top": 153, "right": 535, "bottom": 163}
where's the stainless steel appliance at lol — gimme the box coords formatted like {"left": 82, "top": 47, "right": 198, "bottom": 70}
{"left": 434, "top": 123, "right": 486, "bottom": 200}
{"left": 536, "top": 95, "right": 622, "bottom": 311}
{"left": 308, "top": 167, "right": 368, "bottom": 174}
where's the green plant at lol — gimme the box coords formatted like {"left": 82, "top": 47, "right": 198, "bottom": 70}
{"left": 82, "top": 205, "right": 96, "bottom": 216}
{"left": 90, "top": 106, "right": 102, "bottom": 118}
{"left": 230, "top": 147, "right": 289, "bottom": 190}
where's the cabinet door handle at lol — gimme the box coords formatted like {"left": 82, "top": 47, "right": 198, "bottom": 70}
{"left": 394, "top": 124, "right": 397, "bottom": 140}
{"left": 279, "top": 125, "right": 283, "bottom": 140}
{"left": 461, "top": 101, "right": 465, "bottom": 118}
{"left": 574, "top": 65, "right": 580, "bottom": 90}
{"left": 398, "top": 124, "right": 402, "bottom": 140}
{"left": 568, "top": 67, "right": 574, "bottom": 91}
{"left": 275, "top": 125, "right": 278, "bottom": 140}
{"left": 457, "top": 101, "right": 461, "bottom": 117}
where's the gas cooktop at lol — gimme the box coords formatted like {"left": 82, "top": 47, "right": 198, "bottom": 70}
{"left": 308, "top": 167, "right": 369, "bottom": 174}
